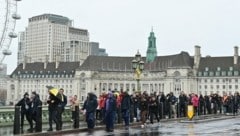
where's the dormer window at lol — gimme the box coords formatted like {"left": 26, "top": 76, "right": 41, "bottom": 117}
{"left": 205, "top": 67, "right": 209, "bottom": 71}
{"left": 209, "top": 71, "right": 214, "bottom": 76}
{"left": 229, "top": 67, "right": 233, "bottom": 71}
{"left": 198, "top": 72, "right": 202, "bottom": 76}
{"left": 217, "top": 67, "right": 221, "bottom": 71}
{"left": 221, "top": 71, "right": 226, "bottom": 76}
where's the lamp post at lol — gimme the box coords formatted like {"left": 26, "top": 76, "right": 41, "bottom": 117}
{"left": 132, "top": 51, "right": 144, "bottom": 92}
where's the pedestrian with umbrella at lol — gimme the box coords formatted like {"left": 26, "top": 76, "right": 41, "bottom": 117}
{"left": 46, "top": 86, "right": 62, "bottom": 131}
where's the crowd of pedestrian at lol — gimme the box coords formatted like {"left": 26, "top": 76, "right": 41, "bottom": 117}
{"left": 15, "top": 88, "right": 240, "bottom": 133}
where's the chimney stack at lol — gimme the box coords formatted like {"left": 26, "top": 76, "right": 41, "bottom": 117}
{"left": 234, "top": 46, "right": 239, "bottom": 65}
{"left": 23, "top": 56, "right": 27, "bottom": 69}
{"left": 55, "top": 55, "right": 60, "bottom": 69}
{"left": 194, "top": 45, "right": 201, "bottom": 69}
{"left": 44, "top": 55, "right": 49, "bottom": 69}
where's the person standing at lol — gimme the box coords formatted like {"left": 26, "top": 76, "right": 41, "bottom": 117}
{"left": 191, "top": 94, "right": 199, "bottom": 116}
{"left": 15, "top": 92, "right": 31, "bottom": 131}
{"left": 149, "top": 95, "right": 160, "bottom": 124}
{"left": 28, "top": 92, "right": 42, "bottom": 132}
{"left": 167, "top": 92, "right": 177, "bottom": 118}
{"left": 47, "top": 91, "right": 61, "bottom": 131}
{"left": 121, "top": 91, "right": 131, "bottom": 129}
{"left": 81, "top": 92, "right": 98, "bottom": 131}
{"left": 157, "top": 92, "right": 166, "bottom": 119}
{"left": 58, "top": 88, "right": 67, "bottom": 130}
{"left": 140, "top": 94, "right": 148, "bottom": 128}
{"left": 179, "top": 91, "right": 188, "bottom": 117}
{"left": 105, "top": 92, "right": 117, "bottom": 132}
{"left": 70, "top": 95, "right": 80, "bottom": 122}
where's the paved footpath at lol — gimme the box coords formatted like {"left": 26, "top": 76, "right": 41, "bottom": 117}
{"left": 2, "top": 114, "right": 238, "bottom": 136}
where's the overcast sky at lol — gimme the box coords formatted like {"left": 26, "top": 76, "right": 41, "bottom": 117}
{"left": 3, "top": 0, "right": 240, "bottom": 74}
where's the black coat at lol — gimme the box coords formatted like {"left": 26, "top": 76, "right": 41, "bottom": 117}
{"left": 47, "top": 94, "right": 61, "bottom": 110}
{"left": 30, "top": 96, "right": 42, "bottom": 114}
{"left": 16, "top": 97, "right": 30, "bottom": 113}
{"left": 149, "top": 99, "right": 158, "bottom": 112}
{"left": 179, "top": 94, "right": 188, "bottom": 105}
{"left": 140, "top": 99, "right": 148, "bottom": 111}
{"left": 83, "top": 93, "right": 98, "bottom": 113}
{"left": 121, "top": 94, "right": 131, "bottom": 111}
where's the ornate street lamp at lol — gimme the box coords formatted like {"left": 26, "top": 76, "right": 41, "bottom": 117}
{"left": 132, "top": 50, "right": 144, "bottom": 92}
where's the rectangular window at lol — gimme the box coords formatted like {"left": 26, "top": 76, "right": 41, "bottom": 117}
{"left": 229, "top": 79, "right": 232, "bottom": 83}
{"left": 223, "top": 85, "right": 225, "bottom": 89}
{"left": 228, "top": 71, "right": 233, "bottom": 76}
{"left": 234, "top": 71, "right": 239, "bottom": 76}
{"left": 198, "top": 72, "right": 202, "bottom": 76}
{"left": 222, "top": 71, "right": 226, "bottom": 76}
{"left": 222, "top": 79, "right": 225, "bottom": 83}
{"left": 211, "top": 85, "right": 214, "bottom": 89}
{"left": 210, "top": 79, "right": 213, "bottom": 83}
{"left": 205, "top": 79, "right": 208, "bottom": 83}
{"left": 209, "top": 72, "right": 214, "bottom": 76}
{"left": 216, "top": 71, "right": 220, "bottom": 76}
{"left": 204, "top": 72, "right": 208, "bottom": 76}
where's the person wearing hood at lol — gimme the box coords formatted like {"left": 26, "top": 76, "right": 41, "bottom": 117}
{"left": 15, "top": 92, "right": 31, "bottom": 131}
{"left": 82, "top": 92, "right": 98, "bottom": 131}
{"left": 105, "top": 92, "right": 117, "bottom": 132}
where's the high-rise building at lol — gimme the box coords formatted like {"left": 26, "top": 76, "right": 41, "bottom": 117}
{"left": 18, "top": 14, "right": 108, "bottom": 65}
{"left": 60, "top": 40, "right": 89, "bottom": 64}
{"left": 19, "top": 14, "right": 89, "bottom": 64}
{"left": 89, "top": 42, "right": 99, "bottom": 56}
{"left": 17, "top": 32, "right": 25, "bottom": 65}
{"left": 98, "top": 48, "right": 108, "bottom": 56}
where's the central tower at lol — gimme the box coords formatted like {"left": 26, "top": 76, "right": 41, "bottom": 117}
{"left": 146, "top": 29, "right": 157, "bottom": 63}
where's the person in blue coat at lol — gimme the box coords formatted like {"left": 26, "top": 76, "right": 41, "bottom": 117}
{"left": 105, "top": 92, "right": 117, "bottom": 132}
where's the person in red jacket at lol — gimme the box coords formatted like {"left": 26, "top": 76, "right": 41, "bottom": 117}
{"left": 99, "top": 93, "right": 106, "bottom": 123}
{"left": 191, "top": 93, "right": 199, "bottom": 116}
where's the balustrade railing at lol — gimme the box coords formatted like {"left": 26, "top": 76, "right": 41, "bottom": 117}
{"left": 0, "top": 106, "right": 74, "bottom": 127}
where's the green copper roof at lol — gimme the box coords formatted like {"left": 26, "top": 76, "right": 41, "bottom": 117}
{"left": 146, "top": 29, "right": 157, "bottom": 63}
